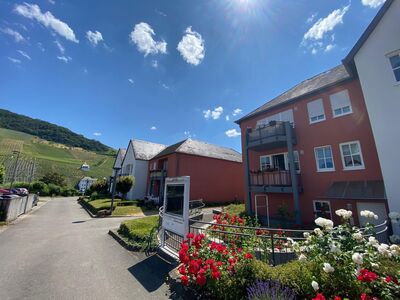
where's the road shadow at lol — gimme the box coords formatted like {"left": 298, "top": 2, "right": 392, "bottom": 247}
{"left": 128, "top": 254, "right": 177, "bottom": 293}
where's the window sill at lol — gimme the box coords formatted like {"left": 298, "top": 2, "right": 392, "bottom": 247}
{"left": 343, "top": 166, "right": 365, "bottom": 171}
{"left": 317, "top": 169, "right": 335, "bottom": 173}
{"left": 309, "top": 118, "right": 326, "bottom": 125}
{"left": 333, "top": 111, "right": 353, "bottom": 119}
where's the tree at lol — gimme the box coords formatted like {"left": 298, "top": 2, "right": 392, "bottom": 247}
{"left": 40, "top": 172, "right": 66, "bottom": 187}
{"left": 116, "top": 176, "right": 134, "bottom": 200}
{"left": 89, "top": 178, "right": 109, "bottom": 194}
{"left": 0, "top": 163, "right": 5, "bottom": 184}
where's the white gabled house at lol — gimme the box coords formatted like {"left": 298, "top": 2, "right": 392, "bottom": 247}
{"left": 343, "top": 0, "right": 400, "bottom": 214}
{"left": 109, "top": 148, "right": 126, "bottom": 192}
{"left": 78, "top": 177, "right": 97, "bottom": 193}
{"left": 119, "top": 139, "right": 166, "bottom": 200}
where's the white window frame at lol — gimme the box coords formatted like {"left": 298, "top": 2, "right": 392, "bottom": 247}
{"left": 307, "top": 99, "right": 326, "bottom": 124}
{"left": 313, "top": 200, "right": 332, "bottom": 220}
{"left": 330, "top": 90, "right": 353, "bottom": 118}
{"left": 260, "top": 155, "right": 272, "bottom": 171}
{"left": 314, "top": 145, "right": 335, "bottom": 172}
{"left": 339, "top": 140, "right": 365, "bottom": 171}
{"left": 388, "top": 50, "right": 400, "bottom": 83}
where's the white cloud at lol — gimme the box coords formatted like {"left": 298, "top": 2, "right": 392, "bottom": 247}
{"left": 307, "top": 13, "right": 318, "bottom": 24}
{"left": 93, "top": 132, "right": 102, "bottom": 136}
{"left": 57, "top": 55, "right": 71, "bottom": 63}
{"left": 225, "top": 115, "right": 230, "bottom": 121}
{"left": 184, "top": 131, "right": 195, "bottom": 138}
{"left": 54, "top": 40, "right": 65, "bottom": 54}
{"left": 7, "top": 57, "right": 21, "bottom": 64}
{"left": 17, "top": 50, "right": 31, "bottom": 60}
{"left": 37, "top": 42, "right": 45, "bottom": 52}
{"left": 155, "top": 9, "right": 167, "bottom": 17}
{"left": 128, "top": 78, "right": 134, "bottom": 84}
{"left": 311, "top": 48, "right": 318, "bottom": 55}
{"left": 303, "top": 5, "right": 349, "bottom": 41}
{"left": 86, "top": 30, "right": 103, "bottom": 46}
{"left": 232, "top": 108, "right": 242, "bottom": 116}
{"left": 14, "top": 3, "right": 78, "bottom": 43}
{"left": 0, "top": 27, "right": 25, "bottom": 42}
{"left": 150, "top": 126, "right": 157, "bottom": 130}
{"left": 129, "top": 22, "right": 167, "bottom": 56}
{"left": 161, "top": 82, "right": 170, "bottom": 90}
{"left": 225, "top": 129, "right": 241, "bottom": 138}
{"left": 48, "top": 0, "right": 55, "bottom": 4}
{"left": 177, "top": 27, "right": 205, "bottom": 66}
{"left": 203, "top": 106, "right": 223, "bottom": 120}
{"left": 151, "top": 60, "right": 158, "bottom": 68}
{"left": 324, "top": 44, "right": 335, "bottom": 52}
{"left": 361, "top": 0, "right": 386, "bottom": 8}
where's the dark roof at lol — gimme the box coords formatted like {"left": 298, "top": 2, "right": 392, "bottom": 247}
{"left": 152, "top": 138, "right": 242, "bottom": 162}
{"left": 343, "top": 0, "right": 395, "bottom": 75}
{"left": 325, "top": 181, "right": 386, "bottom": 200}
{"left": 236, "top": 65, "right": 351, "bottom": 123}
{"left": 113, "top": 148, "right": 126, "bottom": 168}
{"left": 131, "top": 139, "right": 166, "bottom": 160}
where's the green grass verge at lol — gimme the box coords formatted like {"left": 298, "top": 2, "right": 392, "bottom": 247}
{"left": 79, "top": 198, "right": 156, "bottom": 216}
{"left": 118, "top": 216, "right": 159, "bottom": 250}
{"left": 223, "top": 203, "right": 246, "bottom": 216}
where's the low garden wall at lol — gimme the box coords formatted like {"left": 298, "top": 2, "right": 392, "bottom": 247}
{"left": 0, "top": 194, "right": 36, "bottom": 222}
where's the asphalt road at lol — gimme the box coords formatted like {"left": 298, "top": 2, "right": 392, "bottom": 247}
{"left": 0, "top": 197, "right": 175, "bottom": 300}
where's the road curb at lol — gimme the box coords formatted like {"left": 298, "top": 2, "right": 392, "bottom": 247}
{"left": 108, "top": 229, "right": 142, "bottom": 251}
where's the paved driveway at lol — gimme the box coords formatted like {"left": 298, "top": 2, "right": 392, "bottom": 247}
{"left": 0, "top": 197, "right": 176, "bottom": 300}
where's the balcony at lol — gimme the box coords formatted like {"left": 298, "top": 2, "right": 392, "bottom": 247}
{"left": 149, "top": 169, "right": 167, "bottom": 179}
{"left": 249, "top": 170, "right": 302, "bottom": 193}
{"left": 246, "top": 121, "right": 296, "bottom": 151}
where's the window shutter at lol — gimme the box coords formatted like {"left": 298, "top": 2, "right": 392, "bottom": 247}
{"left": 307, "top": 99, "right": 324, "bottom": 119}
{"left": 330, "top": 90, "right": 351, "bottom": 110}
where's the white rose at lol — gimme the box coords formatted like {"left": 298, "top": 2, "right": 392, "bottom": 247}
{"left": 311, "top": 280, "right": 319, "bottom": 291}
{"left": 322, "top": 262, "right": 334, "bottom": 273}
{"left": 352, "top": 252, "right": 363, "bottom": 265}
{"left": 368, "top": 236, "right": 379, "bottom": 247}
{"left": 378, "top": 243, "right": 391, "bottom": 257}
{"left": 303, "top": 232, "right": 310, "bottom": 238}
{"left": 330, "top": 244, "right": 341, "bottom": 254}
{"left": 298, "top": 254, "right": 307, "bottom": 262}
{"left": 314, "top": 228, "right": 323, "bottom": 236}
{"left": 335, "top": 209, "right": 353, "bottom": 220}
{"left": 360, "top": 210, "right": 378, "bottom": 220}
{"left": 352, "top": 232, "right": 363, "bottom": 241}
{"left": 315, "top": 217, "right": 334, "bottom": 229}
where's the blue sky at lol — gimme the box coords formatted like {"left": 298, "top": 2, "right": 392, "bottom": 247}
{"left": 0, "top": 0, "right": 385, "bottom": 152}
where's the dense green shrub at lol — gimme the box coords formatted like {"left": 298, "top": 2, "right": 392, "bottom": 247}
{"left": 118, "top": 216, "right": 159, "bottom": 250}
{"left": 89, "top": 178, "right": 109, "bottom": 194}
{"left": 116, "top": 175, "right": 134, "bottom": 199}
{"left": 48, "top": 183, "right": 61, "bottom": 195}
{"left": 31, "top": 181, "right": 50, "bottom": 196}
{"left": 0, "top": 163, "right": 4, "bottom": 184}
{"left": 40, "top": 172, "right": 66, "bottom": 187}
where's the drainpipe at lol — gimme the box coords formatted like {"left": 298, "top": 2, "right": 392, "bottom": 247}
{"left": 244, "top": 129, "right": 253, "bottom": 215}
{"left": 284, "top": 122, "right": 301, "bottom": 225}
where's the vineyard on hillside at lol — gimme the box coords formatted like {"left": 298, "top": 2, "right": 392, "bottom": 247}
{"left": 0, "top": 128, "right": 115, "bottom": 187}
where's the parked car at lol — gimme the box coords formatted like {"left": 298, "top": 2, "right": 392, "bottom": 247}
{"left": 15, "top": 188, "right": 29, "bottom": 196}
{"left": 0, "top": 189, "right": 11, "bottom": 195}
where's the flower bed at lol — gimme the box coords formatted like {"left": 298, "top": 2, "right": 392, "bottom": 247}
{"left": 178, "top": 209, "right": 400, "bottom": 299}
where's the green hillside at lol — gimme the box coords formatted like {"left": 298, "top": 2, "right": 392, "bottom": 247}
{"left": 0, "top": 128, "right": 115, "bottom": 187}
{"left": 0, "top": 109, "right": 110, "bottom": 153}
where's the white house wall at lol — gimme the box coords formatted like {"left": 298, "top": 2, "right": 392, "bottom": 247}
{"left": 354, "top": 0, "right": 400, "bottom": 212}
{"left": 128, "top": 160, "right": 148, "bottom": 200}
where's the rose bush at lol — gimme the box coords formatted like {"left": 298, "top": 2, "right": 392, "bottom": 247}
{"left": 294, "top": 209, "right": 400, "bottom": 300}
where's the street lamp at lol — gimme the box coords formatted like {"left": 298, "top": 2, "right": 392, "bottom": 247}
{"left": 10, "top": 150, "right": 20, "bottom": 189}
{"left": 110, "top": 166, "right": 121, "bottom": 215}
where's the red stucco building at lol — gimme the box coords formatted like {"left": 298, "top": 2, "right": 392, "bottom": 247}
{"left": 146, "top": 138, "right": 244, "bottom": 205}
{"left": 236, "top": 65, "right": 387, "bottom": 228}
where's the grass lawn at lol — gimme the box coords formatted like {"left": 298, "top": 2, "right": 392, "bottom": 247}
{"left": 84, "top": 198, "right": 157, "bottom": 216}
{"left": 223, "top": 203, "right": 245, "bottom": 216}
{"left": 118, "top": 216, "right": 159, "bottom": 250}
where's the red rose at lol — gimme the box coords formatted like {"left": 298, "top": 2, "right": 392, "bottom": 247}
{"left": 312, "top": 294, "right": 326, "bottom": 300}
{"left": 186, "top": 232, "right": 194, "bottom": 239}
{"left": 181, "top": 275, "right": 189, "bottom": 286}
{"left": 244, "top": 253, "right": 253, "bottom": 259}
{"left": 385, "top": 276, "right": 393, "bottom": 283}
{"left": 178, "top": 265, "right": 187, "bottom": 275}
{"left": 217, "top": 261, "right": 222, "bottom": 267}
{"left": 212, "top": 270, "right": 221, "bottom": 279}
{"left": 196, "top": 274, "right": 206, "bottom": 286}
{"left": 188, "top": 260, "right": 200, "bottom": 275}
{"left": 334, "top": 297, "right": 342, "bottom": 300}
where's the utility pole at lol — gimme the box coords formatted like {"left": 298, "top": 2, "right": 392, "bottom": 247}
{"left": 10, "top": 150, "right": 20, "bottom": 189}
{"left": 110, "top": 166, "right": 121, "bottom": 215}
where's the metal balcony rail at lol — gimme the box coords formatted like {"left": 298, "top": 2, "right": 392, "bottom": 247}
{"left": 247, "top": 122, "right": 287, "bottom": 144}
{"left": 149, "top": 169, "right": 167, "bottom": 178}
